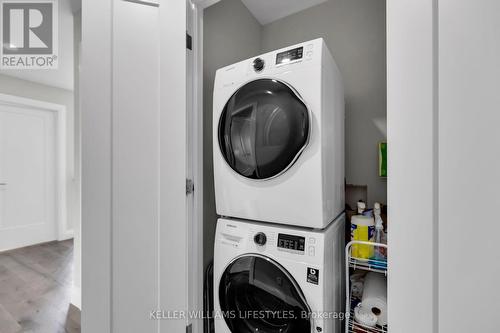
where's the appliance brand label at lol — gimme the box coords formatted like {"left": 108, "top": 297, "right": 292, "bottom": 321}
{"left": 307, "top": 267, "right": 319, "bottom": 285}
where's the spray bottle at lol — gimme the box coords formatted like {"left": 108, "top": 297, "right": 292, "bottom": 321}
{"left": 357, "top": 201, "right": 366, "bottom": 215}
{"left": 373, "top": 202, "right": 386, "bottom": 260}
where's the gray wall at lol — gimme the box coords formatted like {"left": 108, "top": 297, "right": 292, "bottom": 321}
{"left": 261, "top": 0, "right": 387, "bottom": 206}
{"left": 203, "top": 0, "right": 262, "bottom": 270}
{"left": 203, "top": 0, "right": 386, "bottom": 269}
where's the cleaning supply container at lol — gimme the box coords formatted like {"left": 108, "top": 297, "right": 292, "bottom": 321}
{"left": 350, "top": 215, "right": 375, "bottom": 259}
{"left": 372, "top": 202, "right": 387, "bottom": 260}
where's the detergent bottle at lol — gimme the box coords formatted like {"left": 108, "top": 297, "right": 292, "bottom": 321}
{"left": 351, "top": 201, "right": 375, "bottom": 259}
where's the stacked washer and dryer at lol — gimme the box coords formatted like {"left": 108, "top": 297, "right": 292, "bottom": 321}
{"left": 212, "top": 38, "right": 346, "bottom": 333}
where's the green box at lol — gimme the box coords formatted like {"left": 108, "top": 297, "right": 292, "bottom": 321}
{"left": 379, "top": 142, "right": 387, "bottom": 178}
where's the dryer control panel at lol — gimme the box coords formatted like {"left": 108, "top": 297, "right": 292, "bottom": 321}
{"left": 276, "top": 46, "right": 304, "bottom": 65}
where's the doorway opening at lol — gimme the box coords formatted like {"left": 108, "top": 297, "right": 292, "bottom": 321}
{"left": 191, "top": 1, "right": 387, "bottom": 332}
{"left": 0, "top": 0, "right": 82, "bottom": 331}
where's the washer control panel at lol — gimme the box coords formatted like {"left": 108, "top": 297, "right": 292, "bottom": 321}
{"left": 277, "top": 233, "right": 305, "bottom": 252}
{"left": 247, "top": 227, "right": 318, "bottom": 258}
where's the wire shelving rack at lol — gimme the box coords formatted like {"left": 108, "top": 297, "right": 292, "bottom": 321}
{"left": 345, "top": 240, "right": 388, "bottom": 333}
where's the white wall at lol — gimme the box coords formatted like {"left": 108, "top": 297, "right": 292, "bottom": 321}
{"left": 261, "top": 0, "right": 387, "bottom": 206}
{"left": 0, "top": 74, "right": 77, "bottom": 239}
{"left": 439, "top": 0, "right": 500, "bottom": 331}
{"left": 387, "top": 0, "right": 437, "bottom": 332}
{"left": 0, "top": 0, "right": 75, "bottom": 91}
{"left": 203, "top": 0, "right": 262, "bottom": 271}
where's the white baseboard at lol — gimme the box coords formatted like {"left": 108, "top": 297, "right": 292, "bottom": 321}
{"left": 71, "top": 285, "right": 81, "bottom": 309}
{"left": 0, "top": 236, "right": 73, "bottom": 253}
{"left": 59, "top": 229, "right": 74, "bottom": 241}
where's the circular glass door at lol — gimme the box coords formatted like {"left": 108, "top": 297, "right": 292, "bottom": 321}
{"left": 219, "top": 255, "right": 311, "bottom": 333}
{"left": 218, "top": 79, "right": 310, "bottom": 180}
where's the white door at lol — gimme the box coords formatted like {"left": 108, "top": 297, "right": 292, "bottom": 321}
{"left": 82, "top": 1, "right": 197, "bottom": 331}
{"left": 0, "top": 105, "right": 57, "bottom": 251}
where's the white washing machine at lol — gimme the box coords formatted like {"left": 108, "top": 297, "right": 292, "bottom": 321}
{"left": 213, "top": 38, "right": 345, "bottom": 229}
{"left": 213, "top": 216, "right": 345, "bottom": 333}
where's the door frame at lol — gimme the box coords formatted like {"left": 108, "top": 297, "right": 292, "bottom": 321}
{"left": 0, "top": 93, "right": 69, "bottom": 245}
{"left": 192, "top": 1, "right": 439, "bottom": 333}
{"left": 188, "top": 1, "right": 223, "bottom": 331}
{"left": 188, "top": 1, "right": 205, "bottom": 332}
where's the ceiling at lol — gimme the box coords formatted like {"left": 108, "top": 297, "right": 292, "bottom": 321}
{"left": 241, "top": 0, "right": 329, "bottom": 25}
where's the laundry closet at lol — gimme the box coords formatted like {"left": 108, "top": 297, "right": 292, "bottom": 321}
{"left": 201, "top": 1, "right": 387, "bottom": 333}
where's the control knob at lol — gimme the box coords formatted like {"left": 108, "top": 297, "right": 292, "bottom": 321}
{"left": 253, "top": 57, "right": 265, "bottom": 72}
{"left": 254, "top": 232, "right": 267, "bottom": 246}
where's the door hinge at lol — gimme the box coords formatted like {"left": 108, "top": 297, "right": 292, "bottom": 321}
{"left": 186, "top": 179, "right": 194, "bottom": 195}
{"left": 186, "top": 324, "right": 192, "bottom": 333}
{"left": 186, "top": 33, "right": 192, "bottom": 50}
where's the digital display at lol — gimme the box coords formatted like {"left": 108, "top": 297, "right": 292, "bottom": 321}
{"left": 277, "top": 233, "right": 305, "bottom": 251}
{"left": 276, "top": 47, "right": 304, "bottom": 65}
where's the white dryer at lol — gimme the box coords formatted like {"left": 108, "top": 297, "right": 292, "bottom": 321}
{"left": 213, "top": 216, "right": 345, "bottom": 333}
{"left": 213, "top": 38, "right": 345, "bottom": 229}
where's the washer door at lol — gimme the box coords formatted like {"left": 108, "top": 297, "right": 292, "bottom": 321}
{"left": 218, "top": 79, "right": 310, "bottom": 180}
{"left": 219, "top": 255, "right": 312, "bottom": 333}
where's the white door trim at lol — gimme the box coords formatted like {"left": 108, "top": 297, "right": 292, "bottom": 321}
{"left": 159, "top": 1, "right": 189, "bottom": 332}
{"left": 188, "top": 2, "right": 204, "bottom": 332}
{"left": 0, "top": 93, "right": 69, "bottom": 243}
{"left": 192, "top": 0, "right": 220, "bottom": 9}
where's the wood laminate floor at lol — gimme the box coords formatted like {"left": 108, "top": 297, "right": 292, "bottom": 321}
{"left": 0, "top": 240, "right": 80, "bottom": 333}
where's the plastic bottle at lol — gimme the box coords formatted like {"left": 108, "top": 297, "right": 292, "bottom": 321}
{"left": 372, "top": 202, "right": 386, "bottom": 261}
{"left": 357, "top": 201, "right": 366, "bottom": 214}
{"left": 351, "top": 201, "right": 375, "bottom": 259}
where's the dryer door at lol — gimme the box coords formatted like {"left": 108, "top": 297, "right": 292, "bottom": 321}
{"left": 219, "top": 254, "right": 312, "bottom": 333}
{"left": 218, "top": 79, "right": 310, "bottom": 180}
